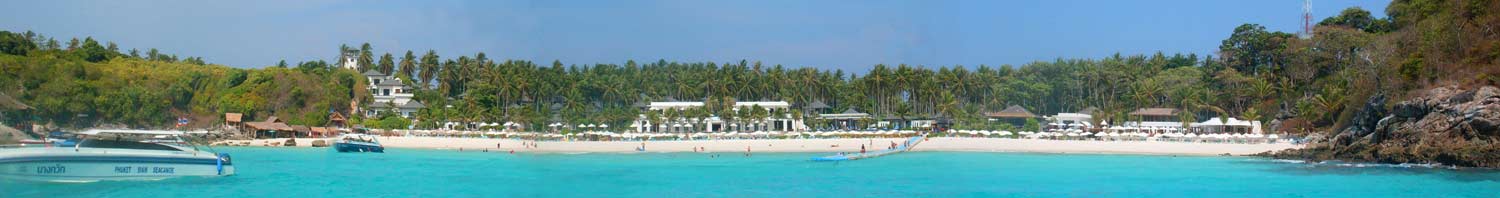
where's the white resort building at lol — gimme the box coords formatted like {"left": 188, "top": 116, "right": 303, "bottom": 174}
{"left": 631, "top": 101, "right": 808, "bottom": 133}
{"left": 362, "top": 70, "right": 423, "bottom": 118}
{"left": 339, "top": 51, "right": 360, "bottom": 70}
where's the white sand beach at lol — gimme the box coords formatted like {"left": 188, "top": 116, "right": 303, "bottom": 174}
{"left": 914, "top": 137, "right": 1300, "bottom": 156}
{"left": 219, "top": 136, "right": 1301, "bottom": 156}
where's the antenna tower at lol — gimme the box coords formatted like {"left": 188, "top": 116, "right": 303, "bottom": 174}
{"left": 1302, "top": 0, "right": 1313, "bottom": 38}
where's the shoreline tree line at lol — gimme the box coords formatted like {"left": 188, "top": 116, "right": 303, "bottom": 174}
{"left": 1, "top": 1, "right": 1491, "bottom": 136}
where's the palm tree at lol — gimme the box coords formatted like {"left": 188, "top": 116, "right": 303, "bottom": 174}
{"left": 790, "top": 109, "right": 805, "bottom": 131}
{"left": 418, "top": 50, "right": 439, "bottom": 89}
{"left": 645, "top": 110, "right": 661, "bottom": 133}
{"left": 664, "top": 108, "right": 680, "bottom": 133}
{"left": 1242, "top": 107, "right": 1264, "bottom": 133}
{"left": 936, "top": 92, "right": 960, "bottom": 128}
{"left": 399, "top": 50, "right": 417, "bottom": 78}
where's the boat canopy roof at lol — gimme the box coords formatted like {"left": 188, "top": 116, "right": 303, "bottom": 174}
{"left": 78, "top": 129, "right": 186, "bottom": 136}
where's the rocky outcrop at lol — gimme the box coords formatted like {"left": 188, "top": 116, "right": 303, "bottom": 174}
{"left": 311, "top": 140, "right": 329, "bottom": 147}
{"left": 1265, "top": 86, "right": 1500, "bottom": 167}
{"left": 283, "top": 139, "right": 297, "bottom": 147}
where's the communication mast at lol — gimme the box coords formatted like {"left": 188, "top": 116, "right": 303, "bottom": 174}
{"left": 1301, "top": 0, "right": 1313, "bottom": 38}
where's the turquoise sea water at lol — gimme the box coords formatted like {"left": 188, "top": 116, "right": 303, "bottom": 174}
{"left": 3, "top": 147, "right": 1499, "bottom": 197}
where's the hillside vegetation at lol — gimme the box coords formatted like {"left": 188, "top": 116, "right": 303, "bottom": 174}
{"left": 0, "top": 35, "right": 365, "bottom": 129}
{"left": 0, "top": 0, "right": 1493, "bottom": 147}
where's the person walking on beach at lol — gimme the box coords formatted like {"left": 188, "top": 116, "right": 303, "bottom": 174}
{"left": 860, "top": 144, "right": 866, "bottom": 154}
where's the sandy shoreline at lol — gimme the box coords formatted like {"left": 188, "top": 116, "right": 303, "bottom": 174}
{"left": 219, "top": 136, "right": 1301, "bottom": 156}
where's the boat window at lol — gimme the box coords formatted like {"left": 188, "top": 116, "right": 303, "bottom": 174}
{"left": 78, "top": 139, "right": 186, "bottom": 151}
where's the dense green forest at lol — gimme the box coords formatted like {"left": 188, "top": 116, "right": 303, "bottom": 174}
{"left": 1, "top": 0, "right": 1494, "bottom": 134}
{"left": 0, "top": 33, "right": 366, "bottom": 129}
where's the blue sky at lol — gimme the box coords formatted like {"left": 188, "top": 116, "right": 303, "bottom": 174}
{"left": 1, "top": 0, "right": 1389, "bottom": 72}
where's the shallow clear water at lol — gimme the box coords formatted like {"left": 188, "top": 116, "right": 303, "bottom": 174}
{"left": 3, "top": 147, "right": 1499, "bottom": 197}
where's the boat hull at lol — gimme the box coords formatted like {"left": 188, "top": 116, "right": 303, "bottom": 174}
{"left": 334, "top": 142, "right": 384, "bottom": 153}
{"left": 0, "top": 161, "right": 234, "bottom": 182}
{"left": 0, "top": 149, "right": 234, "bottom": 182}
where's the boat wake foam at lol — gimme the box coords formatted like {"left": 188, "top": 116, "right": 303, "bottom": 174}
{"left": 1252, "top": 158, "right": 1457, "bottom": 169}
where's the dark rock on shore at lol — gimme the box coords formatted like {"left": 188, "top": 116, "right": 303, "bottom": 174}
{"left": 1262, "top": 86, "right": 1500, "bottom": 168}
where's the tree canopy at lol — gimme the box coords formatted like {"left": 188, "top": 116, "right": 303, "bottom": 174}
{"left": 2, "top": 0, "right": 1495, "bottom": 134}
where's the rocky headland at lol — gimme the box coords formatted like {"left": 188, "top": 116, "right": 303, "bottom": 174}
{"left": 1264, "top": 85, "right": 1500, "bottom": 168}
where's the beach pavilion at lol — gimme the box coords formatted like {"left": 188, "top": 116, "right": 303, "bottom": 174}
{"left": 634, "top": 101, "right": 806, "bottom": 133}
{"left": 1044, "top": 112, "right": 1093, "bottom": 132}
{"left": 1126, "top": 108, "right": 1186, "bottom": 134}
{"left": 815, "top": 108, "right": 870, "bottom": 131}
{"left": 801, "top": 100, "right": 832, "bottom": 114}
{"left": 985, "top": 105, "right": 1038, "bottom": 127}
{"left": 1191, "top": 117, "right": 1264, "bottom": 134}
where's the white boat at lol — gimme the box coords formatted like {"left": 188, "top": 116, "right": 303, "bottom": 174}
{"left": 333, "top": 134, "right": 384, "bottom": 153}
{"left": 0, "top": 129, "right": 234, "bottom": 182}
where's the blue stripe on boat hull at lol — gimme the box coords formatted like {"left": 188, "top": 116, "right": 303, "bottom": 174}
{"left": 0, "top": 156, "right": 228, "bottom": 166}
{"left": 334, "top": 143, "right": 384, "bottom": 153}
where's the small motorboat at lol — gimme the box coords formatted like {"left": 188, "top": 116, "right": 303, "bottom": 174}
{"left": 0, "top": 129, "right": 234, "bottom": 182}
{"left": 334, "top": 134, "right": 384, "bottom": 153}
{"left": 46, "top": 131, "right": 81, "bottom": 147}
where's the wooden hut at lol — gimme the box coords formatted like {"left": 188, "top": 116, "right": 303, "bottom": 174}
{"left": 245, "top": 116, "right": 293, "bottom": 138}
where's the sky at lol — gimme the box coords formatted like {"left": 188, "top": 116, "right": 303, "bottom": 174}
{"left": 1, "top": 0, "right": 1390, "bottom": 72}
